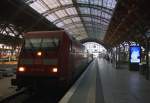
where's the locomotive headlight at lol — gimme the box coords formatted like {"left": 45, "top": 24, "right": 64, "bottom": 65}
{"left": 18, "top": 67, "right": 25, "bottom": 72}
{"left": 37, "top": 51, "right": 42, "bottom": 56}
{"left": 52, "top": 67, "right": 58, "bottom": 73}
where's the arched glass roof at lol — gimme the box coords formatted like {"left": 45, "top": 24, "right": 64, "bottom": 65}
{"left": 22, "top": 0, "right": 116, "bottom": 40}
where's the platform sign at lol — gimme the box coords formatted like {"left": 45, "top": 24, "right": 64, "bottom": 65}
{"left": 129, "top": 46, "right": 141, "bottom": 63}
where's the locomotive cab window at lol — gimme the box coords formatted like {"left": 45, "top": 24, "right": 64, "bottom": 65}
{"left": 24, "top": 38, "right": 60, "bottom": 50}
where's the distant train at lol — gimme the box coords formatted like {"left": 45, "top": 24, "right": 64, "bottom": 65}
{"left": 12, "top": 30, "right": 92, "bottom": 91}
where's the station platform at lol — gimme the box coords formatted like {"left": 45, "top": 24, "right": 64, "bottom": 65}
{"left": 0, "top": 76, "right": 17, "bottom": 101}
{"left": 0, "top": 59, "right": 150, "bottom": 103}
{"left": 0, "top": 64, "right": 17, "bottom": 101}
{"left": 60, "top": 58, "right": 150, "bottom": 103}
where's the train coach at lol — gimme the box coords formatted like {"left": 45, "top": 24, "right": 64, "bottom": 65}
{"left": 12, "top": 30, "right": 92, "bottom": 91}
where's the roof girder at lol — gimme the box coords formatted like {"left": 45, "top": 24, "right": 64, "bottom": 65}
{"left": 54, "top": 14, "right": 109, "bottom": 24}
{"left": 42, "top": 3, "right": 113, "bottom": 16}
{"left": 62, "top": 21, "right": 108, "bottom": 28}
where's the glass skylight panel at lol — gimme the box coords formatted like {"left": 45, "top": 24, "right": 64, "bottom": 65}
{"left": 102, "top": 12, "right": 111, "bottom": 19}
{"left": 65, "top": 28, "right": 72, "bottom": 33}
{"left": 79, "top": 34, "right": 86, "bottom": 38}
{"left": 101, "top": 18, "right": 109, "bottom": 24}
{"left": 79, "top": 28, "right": 85, "bottom": 31}
{"left": 9, "top": 33, "right": 15, "bottom": 36}
{"left": 55, "top": 10, "right": 67, "bottom": 18}
{"left": 82, "top": 34, "right": 88, "bottom": 37}
{"left": 82, "top": 35, "right": 88, "bottom": 38}
{"left": 2, "top": 31, "right": 7, "bottom": 35}
{"left": 103, "top": 0, "right": 116, "bottom": 9}
{"left": 91, "top": 8, "right": 98, "bottom": 16}
{"left": 14, "top": 30, "right": 18, "bottom": 35}
{"left": 103, "top": 0, "right": 108, "bottom": 8}
{"left": 86, "top": 27, "right": 92, "bottom": 31}
{"left": 90, "top": 0, "right": 99, "bottom": 5}
{"left": 25, "top": 0, "right": 32, "bottom": 4}
{"left": 65, "top": 28, "right": 70, "bottom": 32}
{"left": 66, "top": 26, "right": 72, "bottom": 29}
{"left": 66, "top": 7, "right": 77, "bottom": 15}
{"left": 76, "top": 37, "right": 82, "bottom": 40}
{"left": 63, "top": 19, "right": 72, "bottom": 24}
{"left": 87, "top": 28, "right": 93, "bottom": 35}
{"left": 76, "top": 30, "right": 82, "bottom": 34}
{"left": 71, "top": 31, "right": 77, "bottom": 34}
{"left": 79, "top": 32, "right": 85, "bottom": 35}
{"left": 97, "top": 10, "right": 102, "bottom": 17}
{"left": 77, "top": 27, "right": 83, "bottom": 30}
{"left": 79, "top": 28, "right": 85, "bottom": 32}
{"left": 67, "top": 30, "right": 73, "bottom": 34}
{"left": 82, "top": 34, "right": 87, "bottom": 38}
{"left": 85, "top": 23, "right": 92, "bottom": 27}
{"left": 78, "top": 37, "right": 85, "bottom": 40}
{"left": 46, "top": 13, "right": 58, "bottom": 22}
{"left": 60, "top": 0, "right": 73, "bottom": 5}
{"left": 100, "top": 25, "right": 108, "bottom": 30}
{"left": 79, "top": 7, "right": 90, "bottom": 14}
{"left": 5, "top": 27, "right": 10, "bottom": 32}
{"left": 101, "top": 20, "right": 108, "bottom": 25}
{"left": 106, "top": 0, "right": 116, "bottom": 9}
{"left": 72, "top": 17, "right": 81, "bottom": 22}
{"left": 96, "top": 0, "right": 102, "bottom": 6}
{"left": 43, "top": 0, "right": 60, "bottom": 9}
{"left": 72, "top": 29, "right": 76, "bottom": 34}
{"left": 77, "top": 0, "right": 89, "bottom": 4}
{"left": 29, "top": 0, "right": 48, "bottom": 14}
{"left": 82, "top": 17, "right": 91, "bottom": 22}
{"left": 73, "top": 29, "right": 79, "bottom": 33}
{"left": 86, "top": 25, "right": 94, "bottom": 29}
{"left": 67, "top": 25, "right": 76, "bottom": 29}
{"left": 93, "top": 19, "right": 100, "bottom": 23}
{"left": 81, "top": 26, "right": 86, "bottom": 32}
{"left": 56, "top": 22, "right": 64, "bottom": 27}
{"left": 75, "top": 24, "right": 84, "bottom": 28}
{"left": 78, "top": 28, "right": 85, "bottom": 32}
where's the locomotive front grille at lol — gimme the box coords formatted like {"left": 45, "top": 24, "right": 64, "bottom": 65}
{"left": 43, "top": 59, "right": 58, "bottom": 65}
{"left": 19, "top": 58, "right": 58, "bottom": 65}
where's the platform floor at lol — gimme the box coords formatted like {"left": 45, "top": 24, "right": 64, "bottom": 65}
{"left": 0, "top": 59, "right": 150, "bottom": 103}
{"left": 0, "top": 76, "right": 17, "bottom": 100}
{"left": 60, "top": 58, "right": 150, "bottom": 103}
{"left": 0, "top": 65, "right": 17, "bottom": 101}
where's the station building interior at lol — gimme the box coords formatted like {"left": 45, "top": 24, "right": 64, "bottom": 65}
{"left": 0, "top": 0, "right": 150, "bottom": 103}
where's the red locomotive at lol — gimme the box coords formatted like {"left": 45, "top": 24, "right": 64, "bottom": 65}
{"left": 12, "top": 30, "right": 91, "bottom": 91}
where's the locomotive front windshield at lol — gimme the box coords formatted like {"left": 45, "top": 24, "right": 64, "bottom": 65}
{"left": 24, "top": 38, "right": 60, "bottom": 50}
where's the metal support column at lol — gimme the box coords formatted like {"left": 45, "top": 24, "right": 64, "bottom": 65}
{"left": 118, "top": 46, "right": 121, "bottom": 69}
{"left": 146, "top": 38, "right": 149, "bottom": 80}
{"left": 116, "top": 46, "right": 120, "bottom": 69}
{"left": 118, "top": 46, "right": 119, "bottom": 68}
{"left": 115, "top": 47, "right": 118, "bottom": 69}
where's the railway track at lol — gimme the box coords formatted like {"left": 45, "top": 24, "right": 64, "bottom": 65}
{"left": 0, "top": 89, "right": 64, "bottom": 103}
{"left": 0, "top": 89, "right": 28, "bottom": 103}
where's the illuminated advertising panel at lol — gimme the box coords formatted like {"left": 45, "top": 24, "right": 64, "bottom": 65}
{"left": 129, "top": 46, "right": 141, "bottom": 63}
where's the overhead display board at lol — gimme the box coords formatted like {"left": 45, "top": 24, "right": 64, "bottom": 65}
{"left": 129, "top": 46, "right": 141, "bottom": 63}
